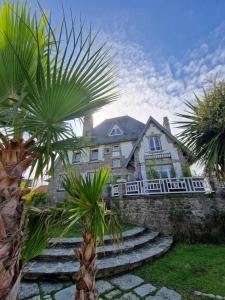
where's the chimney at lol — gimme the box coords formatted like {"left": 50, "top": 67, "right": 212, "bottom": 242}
{"left": 83, "top": 115, "right": 93, "bottom": 136}
{"left": 163, "top": 116, "right": 171, "bottom": 133}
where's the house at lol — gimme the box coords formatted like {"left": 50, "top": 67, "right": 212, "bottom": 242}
{"left": 48, "top": 115, "right": 191, "bottom": 203}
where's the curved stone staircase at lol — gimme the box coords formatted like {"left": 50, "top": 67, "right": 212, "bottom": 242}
{"left": 23, "top": 227, "right": 173, "bottom": 282}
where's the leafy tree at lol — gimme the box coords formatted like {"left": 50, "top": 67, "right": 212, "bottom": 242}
{"left": 63, "top": 167, "right": 121, "bottom": 300}
{"left": 0, "top": 1, "right": 118, "bottom": 299}
{"left": 177, "top": 81, "right": 225, "bottom": 179}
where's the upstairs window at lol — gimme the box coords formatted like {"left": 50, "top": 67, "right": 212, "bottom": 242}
{"left": 112, "top": 159, "right": 121, "bottom": 168}
{"left": 109, "top": 124, "right": 123, "bottom": 136}
{"left": 112, "top": 145, "right": 120, "bottom": 157}
{"left": 72, "top": 152, "right": 81, "bottom": 164}
{"left": 113, "top": 145, "right": 120, "bottom": 151}
{"left": 90, "top": 149, "right": 99, "bottom": 161}
{"left": 149, "top": 136, "right": 161, "bottom": 151}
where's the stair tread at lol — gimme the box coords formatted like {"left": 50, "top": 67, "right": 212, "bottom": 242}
{"left": 23, "top": 237, "right": 173, "bottom": 275}
{"left": 49, "top": 226, "right": 146, "bottom": 247}
{"left": 40, "top": 231, "right": 159, "bottom": 259}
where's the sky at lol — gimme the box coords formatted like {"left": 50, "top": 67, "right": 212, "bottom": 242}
{"left": 34, "top": 0, "right": 225, "bottom": 133}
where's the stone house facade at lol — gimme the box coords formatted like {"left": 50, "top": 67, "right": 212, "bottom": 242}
{"left": 48, "top": 115, "right": 191, "bottom": 203}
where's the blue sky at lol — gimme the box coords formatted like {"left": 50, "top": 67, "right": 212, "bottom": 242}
{"left": 35, "top": 0, "right": 225, "bottom": 130}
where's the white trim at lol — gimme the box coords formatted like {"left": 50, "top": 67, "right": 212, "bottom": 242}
{"left": 90, "top": 148, "right": 99, "bottom": 161}
{"left": 108, "top": 124, "right": 123, "bottom": 136}
{"left": 111, "top": 177, "right": 208, "bottom": 196}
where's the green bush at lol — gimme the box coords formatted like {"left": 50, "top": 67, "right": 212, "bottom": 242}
{"left": 182, "top": 164, "right": 192, "bottom": 177}
{"left": 147, "top": 167, "right": 160, "bottom": 179}
{"left": 30, "top": 192, "right": 51, "bottom": 206}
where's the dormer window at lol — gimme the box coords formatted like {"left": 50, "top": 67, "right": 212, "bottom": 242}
{"left": 149, "top": 136, "right": 161, "bottom": 151}
{"left": 109, "top": 124, "right": 123, "bottom": 136}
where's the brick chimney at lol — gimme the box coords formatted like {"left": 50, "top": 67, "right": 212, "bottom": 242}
{"left": 83, "top": 115, "right": 93, "bottom": 136}
{"left": 163, "top": 116, "right": 171, "bottom": 133}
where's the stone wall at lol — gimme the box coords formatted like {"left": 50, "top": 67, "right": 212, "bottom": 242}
{"left": 112, "top": 192, "right": 225, "bottom": 237}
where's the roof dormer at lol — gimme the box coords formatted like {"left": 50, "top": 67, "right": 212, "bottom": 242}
{"left": 108, "top": 124, "right": 123, "bottom": 136}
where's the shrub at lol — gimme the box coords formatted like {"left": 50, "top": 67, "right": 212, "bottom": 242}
{"left": 30, "top": 192, "right": 51, "bottom": 206}
{"left": 182, "top": 164, "right": 192, "bottom": 177}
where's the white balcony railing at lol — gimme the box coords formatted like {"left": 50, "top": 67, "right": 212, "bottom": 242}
{"left": 111, "top": 177, "right": 207, "bottom": 197}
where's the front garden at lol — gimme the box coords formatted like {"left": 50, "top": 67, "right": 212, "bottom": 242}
{"left": 134, "top": 243, "right": 225, "bottom": 300}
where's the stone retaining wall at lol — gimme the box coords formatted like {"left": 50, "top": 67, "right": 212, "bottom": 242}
{"left": 112, "top": 192, "right": 225, "bottom": 237}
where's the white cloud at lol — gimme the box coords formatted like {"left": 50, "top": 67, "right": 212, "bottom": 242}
{"left": 94, "top": 22, "right": 225, "bottom": 135}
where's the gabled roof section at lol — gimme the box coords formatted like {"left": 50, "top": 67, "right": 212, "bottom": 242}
{"left": 92, "top": 115, "right": 145, "bottom": 145}
{"left": 125, "top": 116, "right": 192, "bottom": 167}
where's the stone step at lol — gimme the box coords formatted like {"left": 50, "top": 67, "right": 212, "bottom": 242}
{"left": 49, "top": 226, "right": 147, "bottom": 248}
{"left": 37, "top": 231, "right": 159, "bottom": 261}
{"left": 23, "top": 237, "right": 173, "bottom": 281}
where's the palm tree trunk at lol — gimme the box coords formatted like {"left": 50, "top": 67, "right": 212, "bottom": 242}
{"left": 75, "top": 231, "right": 97, "bottom": 300}
{"left": 0, "top": 138, "right": 35, "bottom": 300}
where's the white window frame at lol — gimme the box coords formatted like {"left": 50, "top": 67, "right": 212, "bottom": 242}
{"left": 149, "top": 136, "right": 162, "bottom": 152}
{"left": 57, "top": 174, "right": 65, "bottom": 191}
{"left": 72, "top": 151, "right": 81, "bottom": 164}
{"left": 151, "top": 165, "right": 174, "bottom": 179}
{"left": 108, "top": 124, "right": 123, "bottom": 136}
{"left": 90, "top": 148, "right": 99, "bottom": 161}
{"left": 112, "top": 158, "right": 121, "bottom": 168}
{"left": 113, "top": 145, "right": 120, "bottom": 151}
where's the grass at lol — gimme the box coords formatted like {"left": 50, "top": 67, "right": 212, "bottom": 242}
{"left": 134, "top": 243, "right": 225, "bottom": 300}
{"left": 54, "top": 223, "right": 135, "bottom": 238}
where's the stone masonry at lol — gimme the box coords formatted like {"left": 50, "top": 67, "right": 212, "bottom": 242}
{"left": 19, "top": 274, "right": 182, "bottom": 299}
{"left": 112, "top": 192, "right": 225, "bottom": 236}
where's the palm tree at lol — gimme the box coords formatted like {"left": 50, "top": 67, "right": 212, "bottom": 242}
{"left": 0, "top": 1, "right": 118, "bottom": 299}
{"left": 177, "top": 81, "right": 225, "bottom": 179}
{"left": 63, "top": 167, "right": 121, "bottom": 300}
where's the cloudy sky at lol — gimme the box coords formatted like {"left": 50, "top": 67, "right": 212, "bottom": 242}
{"left": 36, "top": 0, "right": 225, "bottom": 133}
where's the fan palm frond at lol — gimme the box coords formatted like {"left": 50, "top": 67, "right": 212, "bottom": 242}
{"left": 63, "top": 167, "right": 121, "bottom": 244}
{"left": 177, "top": 81, "right": 225, "bottom": 177}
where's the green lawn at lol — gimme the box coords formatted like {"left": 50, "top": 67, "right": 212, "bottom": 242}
{"left": 134, "top": 243, "right": 225, "bottom": 300}
{"left": 54, "top": 223, "right": 135, "bottom": 238}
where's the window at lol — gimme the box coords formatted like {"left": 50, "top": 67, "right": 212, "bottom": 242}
{"left": 113, "top": 145, "right": 120, "bottom": 151}
{"left": 148, "top": 165, "right": 174, "bottom": 179}
{"left": 109, "top": 124, "right": 123, "bottom": 136}
{"left": 57, "top": 174, "right": 65, "bottom": 191}
{"left": 149, "top": 136, "right": 161, "bottom": 151}
{"left": 112, "top": 145, "right": 120, "bottom": 157}
{"left": 72, "top": 151, "right": 81, "bottom": 164}
{"left": 90, "top": 149, "right": 99, "bottom": 161}
{"left": 112, "top": 159, "right": 121, "bottom": 168}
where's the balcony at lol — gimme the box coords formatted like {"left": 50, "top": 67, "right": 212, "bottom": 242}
{"left": 144, "top": 152, "right": 171, "bottom": 160}
{"left": 111, "top": 177, "right": 208, "bottom": 197}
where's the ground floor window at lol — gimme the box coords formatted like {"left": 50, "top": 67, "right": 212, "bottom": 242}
{"left": 147, "top": 164, "right": 175, "bottom": 179}
{"left": 57, "top": 174, "right": 65, "bottom": 191}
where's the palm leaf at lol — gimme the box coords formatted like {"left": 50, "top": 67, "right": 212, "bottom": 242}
{"left": 63, "top": 167, "right": 121, "bottom": 244}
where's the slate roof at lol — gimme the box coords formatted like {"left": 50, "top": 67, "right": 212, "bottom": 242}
{"left": 91, "top": 115, "right": 145, "bottom": 145}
